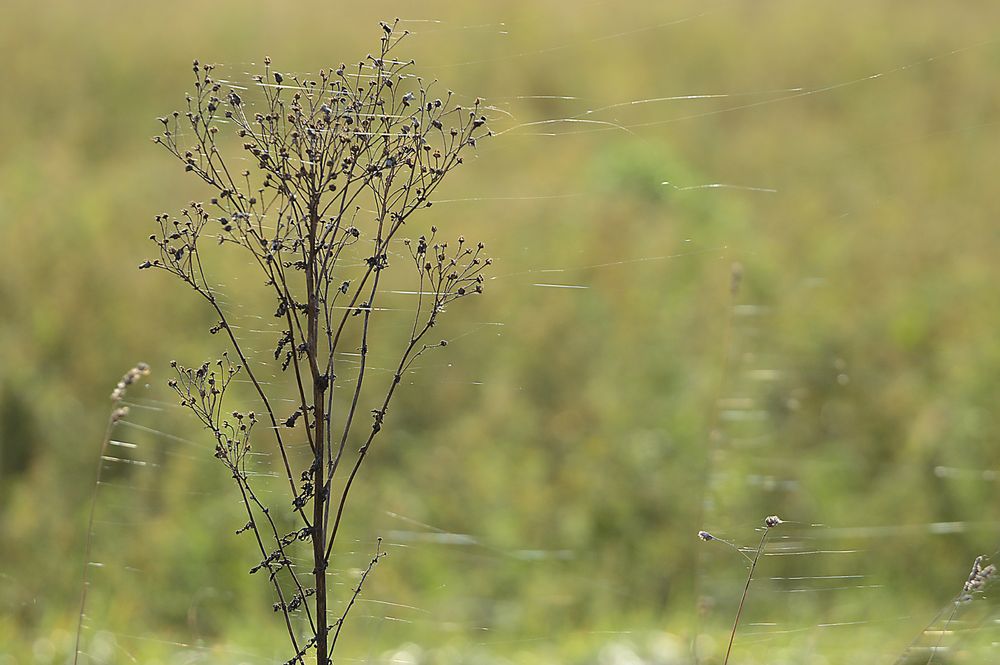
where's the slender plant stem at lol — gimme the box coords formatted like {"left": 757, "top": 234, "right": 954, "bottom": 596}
{"left": 328, "top": 539, "right": 384, "bottom": 659}
{"left": 723, "top": 528, "right": 770, "bottom": 665}
{"left": 72, "top": 412, "right": 116, "bottom": 665}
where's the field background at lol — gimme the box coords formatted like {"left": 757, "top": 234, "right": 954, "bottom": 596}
{"left": 2, "top": 1, "right": 1000, "bottom": 663}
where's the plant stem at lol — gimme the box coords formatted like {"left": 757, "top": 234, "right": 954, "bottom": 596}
{"left": 723, "top": 528, "right": 770, "bottom": 665}
{"left": 72, "top": 413, "right": 116, "bottom": 665}
{"left": 308, "top": 200, "right": 330, "bottom": 665}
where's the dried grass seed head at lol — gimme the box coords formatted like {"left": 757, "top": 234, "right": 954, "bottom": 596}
{"left": 110, "top": 362, "right": 151, "bottom": 402}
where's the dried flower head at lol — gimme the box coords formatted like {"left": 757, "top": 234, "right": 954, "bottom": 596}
{"left": 959, "top": 555, "right": 997, "bottom": 603}
{"left": 110, "top": 362, "right": 151, "bottom": 402}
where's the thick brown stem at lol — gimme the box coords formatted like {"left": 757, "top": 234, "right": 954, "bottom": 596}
{"left": 307, "top": 199, "right": 329, "bottom": 665}
{"left": 312, "top": 449, "right": 328, "bottom": 665}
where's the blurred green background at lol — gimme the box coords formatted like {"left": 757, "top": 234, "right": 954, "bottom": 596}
{"left": 3, "top": 1, "right": 1000, "bottom": 663}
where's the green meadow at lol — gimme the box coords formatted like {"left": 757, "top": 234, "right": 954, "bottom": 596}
{"left": 2, "top": 2, "right": 1000, "bottom": 663}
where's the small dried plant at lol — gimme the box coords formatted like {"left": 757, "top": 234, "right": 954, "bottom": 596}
{"left": 141, "top": 21, "right": 491, "bottom": 665}
{"left": 895, "top": 553, "right": 997, "bottom": 664}
{"left": 73, "top": 363, "right": 151, "bottom": 665}
{"left": 698, "top": 515, "right": 783, "bottom": 665}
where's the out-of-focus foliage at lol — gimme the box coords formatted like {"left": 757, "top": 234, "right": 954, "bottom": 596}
{"left": 2, "top": 1, "right": 1000, "bottom": 663}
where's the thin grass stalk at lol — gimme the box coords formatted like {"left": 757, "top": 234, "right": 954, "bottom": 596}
{"left": 73, "top": 363, "right": 149, "bottom": 665}
{"left": 723, "top": 527, "right": 769, "bottom": 665}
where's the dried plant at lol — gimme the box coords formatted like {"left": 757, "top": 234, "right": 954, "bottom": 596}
{"left": 895, "top": 553, "right": 997, "bottom": 665}
{"left": 141, "top": 21, "right": 491, "bottom": 665}
{"left": 698, "top": 515, "right": 782, "bottom": 665}
{"left": 73, "top": 362, "right": 151, "bottom": 665}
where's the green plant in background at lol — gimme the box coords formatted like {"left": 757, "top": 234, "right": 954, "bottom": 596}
{"left": 140, "top": 21, "right": 491, "bottom": 665}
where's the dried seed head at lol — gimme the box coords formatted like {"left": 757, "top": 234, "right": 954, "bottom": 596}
{"left": 111, "top": 363, "right": 151, "bottom": 402}
{"left": 960, "top": 555, "right": 997, "bottom": 602}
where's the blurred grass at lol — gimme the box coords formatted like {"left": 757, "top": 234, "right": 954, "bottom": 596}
{"left": 2, "top": 0, "right": 1000, "bottom": 663}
